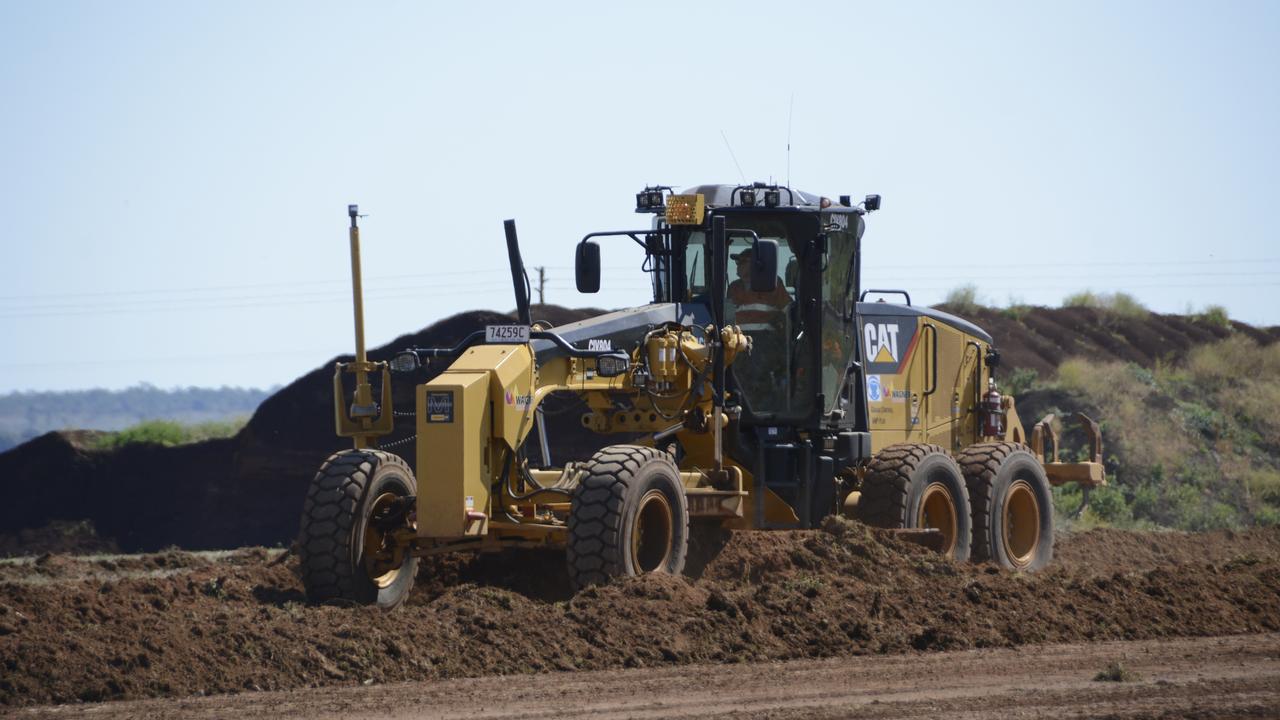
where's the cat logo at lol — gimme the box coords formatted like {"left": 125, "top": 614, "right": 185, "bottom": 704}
{"left": 864, "top": 323, "right": 901, "bottom": 364}
{"left": 862, "top": 316, "right": 919, "bottom": 375}
{"left": 587, "top": 339, "right": 613, "bottom": 351}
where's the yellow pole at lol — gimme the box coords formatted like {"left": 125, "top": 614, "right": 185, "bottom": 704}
{"left": 349, "top": 205, "right": 368, "bottom": 366}
{"left": 347, "top": 205, "right": 375, "bottom": 446}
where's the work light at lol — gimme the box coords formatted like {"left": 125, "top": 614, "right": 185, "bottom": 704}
{"left": 596, "top": 353, "right": 629, "bottom": 378}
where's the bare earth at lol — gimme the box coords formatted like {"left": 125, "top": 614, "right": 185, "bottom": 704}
{"left": 10, "top": 634, "right": 1277, "bottom": 719}
{"left": 3, "top": 526, "right": 1280, "bottom": 715}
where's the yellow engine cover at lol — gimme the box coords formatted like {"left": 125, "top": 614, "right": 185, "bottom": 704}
{"left": 415, "top": 344, "right": 535, "bottom": 539}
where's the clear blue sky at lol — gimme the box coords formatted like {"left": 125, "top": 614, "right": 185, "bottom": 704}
{"left": 3, "top": 1, "right": 1277, "bottom": 392}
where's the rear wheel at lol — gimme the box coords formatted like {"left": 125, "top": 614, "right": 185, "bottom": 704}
{"left": 298, "top": 449, "right": 418, "bottom": 609}
{"left": 567, "top": 445, "right": 689, "bottom": 589}
{"left": 857, "top": 443, "right": 972, "bottom": 562}
{"left": 957, "top": 442, "right": 1054, "bottom": 571}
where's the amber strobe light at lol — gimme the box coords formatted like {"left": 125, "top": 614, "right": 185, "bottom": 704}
{"left": 664, "top": 194, "right": 705, "bottom": 225}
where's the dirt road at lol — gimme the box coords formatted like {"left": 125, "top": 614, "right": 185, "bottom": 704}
{"left": 14, "top": 634, "right": 1277, "bottom": 719}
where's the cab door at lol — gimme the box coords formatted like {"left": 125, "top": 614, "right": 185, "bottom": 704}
{"left": 921, "top": 320, "right": 964, "bottom": 441}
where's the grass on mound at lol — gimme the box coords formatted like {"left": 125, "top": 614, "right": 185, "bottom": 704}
{"left": 92, "top": 417, "right": 247, "bottom": 450}
{"left": 1043, "top": 336, "right": 1280, "bottom": 531}
{"left": 1062, "top": 290, "right": 1148, "bottom": 320}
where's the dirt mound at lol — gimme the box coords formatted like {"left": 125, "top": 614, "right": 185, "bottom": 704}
{"left": 0, "top": 305, "right": 604, "bottom": 554}
{"left": 1053, "top": 527, "right": 1280, "bottom": 573}
{"left": 939, "top": 304, "right": 1280, "bottom": 377}
{"left": 3, "top": 525, "right": 1278, "bottom": 707}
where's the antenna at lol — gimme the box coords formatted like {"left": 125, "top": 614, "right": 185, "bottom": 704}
{"left": 719, "top": 130, "right": 746, "bottom": 183}
{"left": 786, "top": 93, "right": 794, "bottom": 189}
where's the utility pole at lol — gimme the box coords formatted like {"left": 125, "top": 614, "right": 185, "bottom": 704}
{"left": 535, "top": 266, "right": 546, "bottom": 305}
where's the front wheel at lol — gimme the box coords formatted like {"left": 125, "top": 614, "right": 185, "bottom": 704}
{"left": 567, "top": 445, "right": 689, "bottom": 590}
{"left": 298, "top": 449, "right": 418, "bottom": 609}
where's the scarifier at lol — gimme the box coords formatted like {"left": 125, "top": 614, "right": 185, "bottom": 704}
{"left": 299, "top": 187, "right": 1105, "bottom": 608}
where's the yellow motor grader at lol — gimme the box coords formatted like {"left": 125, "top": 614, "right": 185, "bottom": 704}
{"left": 299, "top": 188, "right": 1105, "bottom": 608}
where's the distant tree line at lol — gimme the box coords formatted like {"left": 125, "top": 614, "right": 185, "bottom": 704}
{"left": 0, "top": 383, "right": 276, "bottom": 452}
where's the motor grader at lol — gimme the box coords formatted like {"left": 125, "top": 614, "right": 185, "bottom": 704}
{"left": 299, "top": 186, "right": 1105, "bottom": 608}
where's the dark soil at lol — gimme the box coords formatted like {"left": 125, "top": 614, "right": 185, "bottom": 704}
{"left": 940, "top": 304, "right": 1280, "bottom": 379}
{"left": 0, "top": 305, "right": 604, "bottom": 555}
{"left": 2, "top": 524, "right": 1278, "bottom": 707}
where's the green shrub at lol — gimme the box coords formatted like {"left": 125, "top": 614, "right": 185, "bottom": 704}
{"left": 1256, "top": 506, "right": 1280, "bottom": 528}
{"left": 1193, "top": 304, "right": 1231, "bottom": 328}
{"left": 94, "top": 418, "right": 246, "bottom": 450}
{"left": 1063, "top": 290, "right": 1101, "bottom": 309}
{"left": 943, "top": 285, "right": 982, "bottom": 315}
{"left": 1087, "top": 485, "right": 1132, "bottom": 524}
{"left": 1245, "top": 469, "right": 1280, "bottom": 506}
{"left": 1001, "top": 296, "right": 1033, "bottom": 321}
{"left": 1062, "top": 290, "right": 1147, "bottom": 319}
{"left": 1106, "top": 292, "right": 1147, "bottom": 319}
{"left": 1003, "top": 367, "right": 1040, "bottom": 396}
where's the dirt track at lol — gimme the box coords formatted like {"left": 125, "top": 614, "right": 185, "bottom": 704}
{"left": 16, "top": 634, "right": 1278, "bottom": 719}
{"left": 3, "top": 524, "right": 1279, "bottom": 711}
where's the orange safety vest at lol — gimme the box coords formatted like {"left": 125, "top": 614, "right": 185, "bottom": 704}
{"left": 727, "top": 280, "right": 790, "bottom": 332}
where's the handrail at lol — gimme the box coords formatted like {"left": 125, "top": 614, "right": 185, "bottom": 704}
{"left": 404, "top": 329, "right": 627, "bottom": 360}
{"left": 923, "top": 323, "right": 938, "bottom": 396}
{"left": 859, "top": 288, "right": 911, "bottom": 305}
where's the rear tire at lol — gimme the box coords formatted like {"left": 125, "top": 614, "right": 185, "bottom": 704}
{"left": 857, "top": 443, "right": 972, "bottom": 562}
{"left": 298, "top": 449, "right": 418, "bottom": 609}
{"left": 567, "top": 445, "right": 689, "bottom": 590}
{"left": 957, "top": 442, "right": 1054, "bottom": 571}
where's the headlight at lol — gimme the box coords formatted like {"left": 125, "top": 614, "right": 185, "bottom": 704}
{"left": 390, "top": 351, "right": 420, "bottom": 373}
{"left": 596, "top": 353, "right": 629, "bottom": 378}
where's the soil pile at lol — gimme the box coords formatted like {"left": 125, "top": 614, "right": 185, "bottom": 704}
{"left": 939, "top": 304, "right": 1279, "bottom": 378}
{"left": 3, "top": 525, "right": 1278, "bottom": 707}
{"left": 0, "top": 305, "right": 602, "bottom": 554}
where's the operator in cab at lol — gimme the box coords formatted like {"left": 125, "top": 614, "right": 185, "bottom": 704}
{"left": 727, "top": 246, "right": 793, "bottom": 408}
{"left": 727, "top": 247, "right": 791, "bottom": 333}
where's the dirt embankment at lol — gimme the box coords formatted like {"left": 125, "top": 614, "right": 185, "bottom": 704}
{"left": 3, "top": 524, "right": 1278, "bottom": 707}
{"left": 940, "top": 304, "right": 1280, "bottom": 378}
{"left": 0, "top": 305, "right": 604, "bottom": 554}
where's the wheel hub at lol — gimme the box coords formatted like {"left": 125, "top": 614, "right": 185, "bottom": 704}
{"left": 1002, "top": 480, "right": 1040, "bottom": 570}
{"left": 918, "top": 482, "right": 958, "bottom": 555}
{"left": 363, "top": 492, "right": 406, "bottom": 588}
{"left": 631, "top": 489, "right": 674, "bottom": 573}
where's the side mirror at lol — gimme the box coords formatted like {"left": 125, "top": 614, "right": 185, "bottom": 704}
{"left": 749, "top": 239, "right": 778, "bottom": 292}
{"left": 864, "top": 194, "right": 881, "bottom": 212}
{"left": 575, "top": 241, "right": 601, "bottom": 293}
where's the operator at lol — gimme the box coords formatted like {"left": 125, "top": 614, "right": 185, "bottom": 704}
{"left": 726, "top": 247, "right": 791, "bottom": 334}
{"left": 727, "top": 247, "right": 792, "bottom": 409}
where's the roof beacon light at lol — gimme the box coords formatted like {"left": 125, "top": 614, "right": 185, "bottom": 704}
{"left": 665, "top": 194, "right": 705, "bottom": 225}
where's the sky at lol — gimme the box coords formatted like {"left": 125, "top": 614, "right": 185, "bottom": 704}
{"left": 2, "top": 1, "right": 1277, "bottom": 392}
